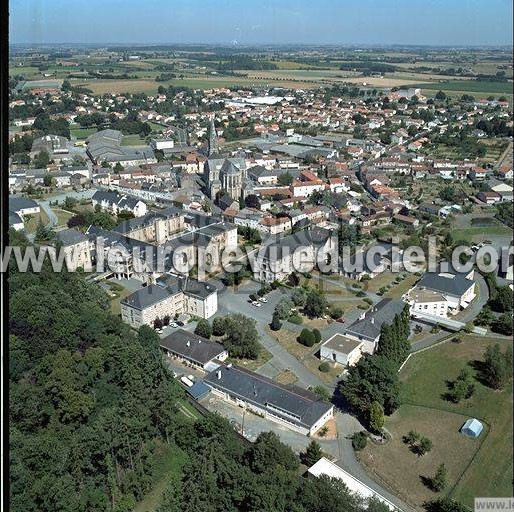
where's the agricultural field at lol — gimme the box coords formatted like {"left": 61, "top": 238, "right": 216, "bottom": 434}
{"left": 359, "top": 335, "right": 513, "bottom": 509}
{"left": 415, "top": 79, "right": 513, "bottom": 95}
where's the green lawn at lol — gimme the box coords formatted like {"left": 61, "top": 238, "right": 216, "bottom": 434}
{"left": 401, "top": 335, "right": 513, "bottom": 507}
{"left": 451, "top": 225, "right": 512, "bottom": 243}
{"left": 121, "top": 134, "right": 148, "bottom": 146}
{"left": 51, "top": 208, "right": 74, "bottom": 227}
{"left": 70, "top": 126, "right": 98, "bottom": 140}
{"left": 133, "top": 443, "right": 189, "bottom": 512}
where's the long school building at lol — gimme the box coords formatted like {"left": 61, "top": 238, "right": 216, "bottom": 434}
{"left": 204, "top": 364, "right": 334, "bottom": 435}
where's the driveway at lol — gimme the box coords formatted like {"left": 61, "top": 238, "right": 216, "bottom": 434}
{"left": 455, "top": 271, "right": 489, "bottom": 323}
{"left": 201, "top": 394, "right": 413, "bottom": 512}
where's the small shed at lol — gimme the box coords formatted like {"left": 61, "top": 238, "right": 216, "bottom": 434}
{"left": 460, "top": 418, "right": 483, "bottom": 438}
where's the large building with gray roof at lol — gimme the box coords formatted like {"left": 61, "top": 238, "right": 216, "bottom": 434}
{"left": 204, "top": 364, "right": 334, "bottom": 435}
{"left": 120, "top": 274, "right": 218, "bottom": 327}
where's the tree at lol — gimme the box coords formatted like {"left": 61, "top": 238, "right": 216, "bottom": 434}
{"left": 417, "top": 436, "right": 433, "bottom": 457}
{"left": 291, "top": 287, "right": 308, "bottom": 307}
{"left": 340, "top": 355, "right": 402, "bottom": 418}
{"left": 270, "top": 312, "right": 282, "bottom": 331}
{"left": 375, "top": 305, "right": 411, "bottom": 367}
{"left": 34, "top": 149, "right": 50, "bottom": 168}
{"left": 43, "top": 174, "right": 53, "bottom": 187}
{"left": 212, "top": 317, "right": 227, "bottom": 337}
{"left": 431, "top": 463, "right": 448, "bottom": 492}
{"left": 447, "top": 367, "right": 475, "bottom": 403}
{"left": 312, "top": 385, "right": 331, "bottom": 401}
{"left": 154, "top": 317, "right": 163, "bottom": 330}
{"left": 489, "top": 286, "right": 513, "bottom": 313}
{"left": 223, "top": 314, "right": 260, "bottom": 359}
{"left": 435, "top": 90, "right": 447, "bottom": 100}
{"left": 303, "top": 288, "right": 328, "bottom": 318}
{"left": 368, "top": 401, "right": 385, "bottom": 434}
{"left": 352, "top": 432, "right": 367, "bottom": 451}
{"left": 277, "top": 172, "right": 293, "bottom": 186}
{"left": 301, "top": 441, "right": 323, "bottom": 466}
{"left": 425, "top": 497, "right": 468, "bottom": 512}
{"left": 64, "top": 196, "right": 78, "bottom": 210}
{"left": 404, "top": 430, "right": 420, "bottom": 445}
{"left": 298, "top": 329, "right": 315, "bottom": 347}
{"left": 312, "top": 329, "right": 321, "bottom": 344}
{"left": 244, "top": 194, "right": 260, "bottom": 209}
{"left": 247, "top": 432, "right": 299, "bottom": 473}
{"left": 195, "top": 319, "right": 212, "bottom": 339}
{"left": 491, "top": 313, "right": 513, "bottom": 336}
{"left": 275, "top": 297, "right": 294, "bottom": 320}
{"left": 482, "top": 344, "right": 513, "bottom": 390}
{"left": 34, "top": 219, "right": 54, "bottom": 241}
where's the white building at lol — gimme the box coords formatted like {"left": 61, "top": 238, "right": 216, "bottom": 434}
{"left": 308, "top": 458, "right": 397, "bottom": 510}
{"left": 92, "top": 190, "right": 147, "bottom": 217}
{"left": 320, "top": 334, "right": 364, "bottom": 367}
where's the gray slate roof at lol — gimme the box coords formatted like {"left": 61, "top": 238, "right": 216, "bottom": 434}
{"left": 160, "top": 329, "right": 226, "bottom": 366}
{"left": 417, "top": 271, "right": 474, "bottom": 298}
{"left": 344, "top": 298, "right": 406, "bottom": 342}
{"left": 204, "top": 364, "right": 333, "bottom": 431}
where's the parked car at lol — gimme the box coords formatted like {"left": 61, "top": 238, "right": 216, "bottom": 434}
{"left": 252, "top": 301, "right": 262, "bottom": 307}
{"left": 259, "top": 297, "right": 268, "bottom": 303}
{"left": 169, "top": 322, "right": 178, "bottom": 328}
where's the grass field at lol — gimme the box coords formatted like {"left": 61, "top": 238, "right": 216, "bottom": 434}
{"left": 451, "top": 224, "right": 512, "bottom": 243}
{"left": 133, "top": 443, "right": 189, "bottom": 512}
{"left": 24, "top": 209, "right": 49, "bottom": 233}
{"left": 70, "top": 126, "right": 98, "bottom": 140}
{"left": 121, "top": 134, "right": 148, "bottom": 146}
{"left": 360, "top": 335, "right": 513, "bottom": 509}
{"left": 227, "top": 343, "right": 273, "bottom": 372}
{"left": 51, "top": 208, "right": 74, "bottom": 227}
{"left": 415, "top": 79, "right": 513, "bottom": 95}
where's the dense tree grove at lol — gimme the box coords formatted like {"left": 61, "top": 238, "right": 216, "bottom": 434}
{"left": 9, "top": 237, "right": 385, "bottom": 512}
{"left": 340, "top": 306, "right": 410, "bottom": 426}
{"left": 9, "top": 244, "right": 184, "bottom": 511}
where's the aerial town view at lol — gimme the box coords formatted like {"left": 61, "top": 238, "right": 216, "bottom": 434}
{"left": 5, "top": 1, "right": 513, "bottom": 512}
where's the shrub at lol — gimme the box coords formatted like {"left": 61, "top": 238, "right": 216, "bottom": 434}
{"left": 318, "top": 362, "right": 330, "bottom": 373}
{"left": 212, "top": 317, "right": 227, "bottom": 337}
{"left": 195, "top": 319, "right": 212, "bottom": 339}
{"left": 363, "top": 297, "right": 373, "bottom": 305}
{"left": 312, "top": 329, "right": 322, "bottom": 343}
{"left": 329, "top": 306, "right": 343, "bottom": 319}
{"left": 298, "top": 329, "right": 315, "bottom": 347}
{"left": 288, "top": 314, "right": 303, "bottom": 325}
{"left": 356, "top": 291, "right": 366, "bottom": 297}
{"left": 270, "top": 312, "right": 282, "bottom": 331}
{"left": 352, "top": 432, "right": 367, "bottom": 451}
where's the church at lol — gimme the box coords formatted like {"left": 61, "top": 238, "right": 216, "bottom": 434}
{"left": 203, "top": 118, "right": 253, "bottom": 201}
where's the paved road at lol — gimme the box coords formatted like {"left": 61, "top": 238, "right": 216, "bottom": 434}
{"left": 455, "top": 271, "right": 489, "bottom": 323}
{"left": 217, "top": 282, "right": 327, "bottom": 389}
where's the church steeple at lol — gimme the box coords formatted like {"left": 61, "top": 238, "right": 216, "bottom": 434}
{"left": 207, "top": 117, "right": 218, "bottom": 156}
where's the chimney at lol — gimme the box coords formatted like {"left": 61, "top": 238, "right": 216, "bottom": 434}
{"left": 186, "top": 341, "right": 190, "bottom": 347}
{"left": 371, "top": 318, "right": 375, "bottom": 324}
{"left": 217, "top": 370, "right": 222, "bottom": 380}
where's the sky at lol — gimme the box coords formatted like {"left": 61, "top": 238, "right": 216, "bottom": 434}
{"left": 9, "top": 0, "right": 514, "bottom": 46}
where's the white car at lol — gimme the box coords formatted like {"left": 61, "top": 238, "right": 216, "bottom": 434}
{"left": 169, "top": 322, "right": 178, "bottom": 328}
{"left": 252, "top": 301, "right": 262, "bottom": 307}
{"left": 259, "top": 297, "right": 268, "bottom": 303}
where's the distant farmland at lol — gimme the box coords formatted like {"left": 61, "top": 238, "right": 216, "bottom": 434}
{"left": 415, "top": 79, "right": 513, "bottom": 95}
